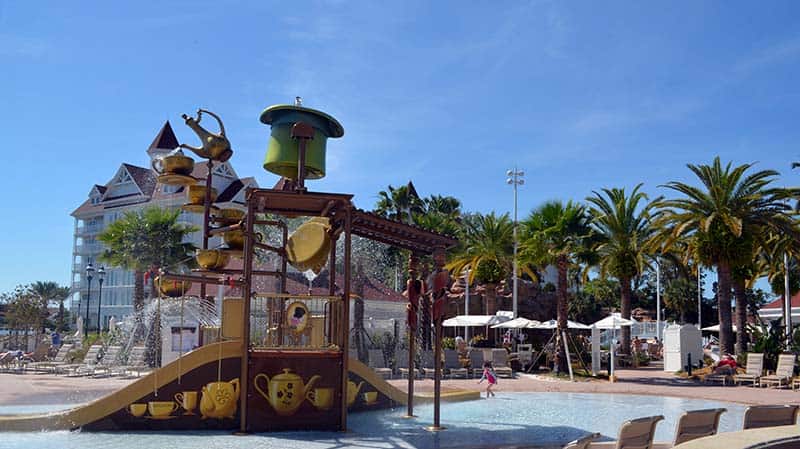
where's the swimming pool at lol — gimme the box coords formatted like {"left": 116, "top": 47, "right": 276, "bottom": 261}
{"left": 0, "top": 392, "right": 746, "bottom": 448}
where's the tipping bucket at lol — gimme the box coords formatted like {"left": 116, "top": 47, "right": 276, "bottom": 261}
{"left": 260, "top": 104, "right": 344, "bottom": 180}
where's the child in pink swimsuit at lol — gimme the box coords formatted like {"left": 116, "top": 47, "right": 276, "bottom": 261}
{"left": 478, "top": 361, "right": 497, "bottom": 398}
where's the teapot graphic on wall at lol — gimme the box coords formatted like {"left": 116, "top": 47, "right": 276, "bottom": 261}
{"left": 255, "top": 369, "right": 321, "bottom": 416}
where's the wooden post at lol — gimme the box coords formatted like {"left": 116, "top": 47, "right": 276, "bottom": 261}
{"left": 237, "top": 189, "right": 256, "bottom": 434}
{"left": 340, "top": 207, "right": 352, "bottom": 431}
{"left": 404, "top": 253, "right": 420, "bottom": 418}
{"left": 427, "top": 247, "right": 448, "bottom": 431}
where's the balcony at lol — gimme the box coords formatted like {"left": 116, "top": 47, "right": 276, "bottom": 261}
{"left": 76, "top": 224, "right": 104, "bottom": 236}
{"left": 74, "top": 243, "right": 104, "bottom": 255}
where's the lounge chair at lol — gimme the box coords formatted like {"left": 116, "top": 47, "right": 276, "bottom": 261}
{"left": 490, "top": 349, "right": 514, "bottom": 378}
{"left": 563, "top": 432, "right": 600, "bottom": 449}
{"left": 118, "top": 346, "right": 150, "bottom": 377}
{"left": 421, "top": 350, "right": 436, "bottom": 379}
{"left": 673, "top": 408, "right": 726, "bottom": 446}
{"left": 26, "top": 344, "right": 74, "bottom": 373}
{"left": 517, "top": 343, "right": 533, "bottom": 369}
{"left": 743, "top": 404, "right": 799, "bottom": 429}
{"left": 397, "top": 350, "right": 419, "bottom": 379}
{"left": 18, "top": 344, "right": 51, "bottom": 371}
{"left": 468, "top": 349, "right": 484, "bottom": 378}
{"left": 62, "top": 344, "right": 103, "bottom": 376}
{"left": 367, "top": 349, "right": 393, "bottom": 379}
{"left": 613, "top": 415, "right": 663, "bottom": 449}
{"left": 760, "top": 354, "right": 796, "bottom": 389}
{"left": 444, "top": 349, "right": 468, "bottom": 379}
{"left": 90, "top": 345, "right": 122, "bottom": 377}
{"left": 733, "top": 353, "right": 763, "bottom": 387}
{"left": 0, "top": 351, "right": 18, "bottom": 372}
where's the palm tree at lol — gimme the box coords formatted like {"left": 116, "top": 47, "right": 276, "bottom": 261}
{"left": 424, "top": 195, "right": 462, "bottom": 220}
{"left": 29, "top": 281, "right": 71, "bottom": 332}
{"left": 98, "top": 206, "right": 196, "bottom": 339}
{"left": 520, "top": 200, "right": 593, "bottom": 372}
{"left": 655, "top": 157, "right": 799, "bottom": 354}
{"left": 586, "top": 184, "right": 661, "bottom": 354}
{"left": 374, "top": 183, "right": 424, "bottom": 224}
{"left": 446, "top": 212, "right": 526, "bottom": 316}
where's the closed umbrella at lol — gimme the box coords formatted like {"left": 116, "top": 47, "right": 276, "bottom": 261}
{"left": 593, "top": 313, "right": 635, "bottom": 380}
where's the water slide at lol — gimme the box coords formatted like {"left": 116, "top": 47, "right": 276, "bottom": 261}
{"left": 0, "top": 342, "right": 477, "bottom": 431}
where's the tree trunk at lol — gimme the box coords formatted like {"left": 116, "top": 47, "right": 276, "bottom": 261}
{"left": 484, "top": 283, "right": 497, "bottom": 316}
{"left": 554, "top": 256, "right": 569, "bottom": 374}
{"left": 58, "top": 300, "right": 65, "bottom": 332}
{"left": 133, "top": 270, "right": 145, "bottom": 342}
{"left": 353, "top": 297, "right": 368, "bottom": 363}
{"left": 620, "top": 276, "right": 632, "bottom": 356}
{"left": 717, "top": 260, "right": 735, "bottom": 355}
{"left": 733, "top": 277, "right": 748, "bottom": 355}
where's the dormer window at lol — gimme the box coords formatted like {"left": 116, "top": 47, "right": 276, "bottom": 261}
{"left": 91, "top": 196, "right": 101, "bottom": 205}
{"left": 212, "top": 163, "right": 235, "bottom": 179}
{"left": 113, "top": 170, "right": 133, "bottom": 185}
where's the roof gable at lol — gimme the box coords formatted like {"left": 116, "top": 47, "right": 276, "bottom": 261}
{"left": 148, "top": 121, "right": 179, "bottom": 153}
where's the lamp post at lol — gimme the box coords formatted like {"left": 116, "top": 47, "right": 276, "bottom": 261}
{"left": 85, "top": 263, "right": 94, "bottom": 337}
{"left": 697, "top": 264, "right": 702, "bottom": 330}
{"left": 506, "top": 168, "right": 524, "bottom": 319}
{"left": 785, "top": 252, "right": 792, "bottom": 345}
{"left": 656, "top": 257, "right": 661, "bottom": 341}
{"left": 96, "top": 266, "right": 105, "bottom": 335}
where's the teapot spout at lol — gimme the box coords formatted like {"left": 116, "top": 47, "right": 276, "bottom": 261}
{"left": 304, "top": 375, "right": 322, "bottom": 395}
{"left": 356, "top": 381, "right": 365, "bottom": 395}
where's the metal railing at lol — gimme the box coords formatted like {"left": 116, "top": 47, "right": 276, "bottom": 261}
{"left": 249, "top": 294, "right": 340, "bottom": 350}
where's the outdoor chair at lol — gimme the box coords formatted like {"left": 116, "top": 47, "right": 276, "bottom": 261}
{"left": 468, "top": 349, "right": 484, "bottom": 378}
{"left": 562, "top": 432, "right": 600, "bottom": 449}
{"left": 0, "top": 351, "right": 18, "bottom": 372}
{"left": 760, "top": 354, "right": 796, "bottom": 389}
{"left": 613, "top": 415, "right": 663, "bottom": 449}
{"left": 672, "top": 408, "right": 726, "bottom": 446}
{"left": 733, "top": 353, "right": 763, "bottom": 387}
{"left": 421, "top": 350, "right": 436, "bottom": 379}
{"left": 62, "top": 344, "right": 103, "bottom": 376}
{"left": 118, "top": 346, "right": 150, "bottom": 377}
{"left": 26, "top": 344, "right": 73, "bottom": 373}
{"left": 490, "top": 348, "right": 514, "bottom": 378}
{"left": 397, "top": 350, "right": 419, "bottom": 379}
{"left": 444, "top": 349, "right": 468, "bottom": 378}
{"left": 367, "top": 349, "right": 392, "bottom": 379}
{"left": 517, "top": 343, "right": 533, "bottom": 369}
{"left": 18, "top": 344, "right": 51, "bottom": 371}
{"left": 90, "top": 345, "right": 122, "bottom": 377}
{"left": 743, "top": 404, "right": 799, "bottom": 429}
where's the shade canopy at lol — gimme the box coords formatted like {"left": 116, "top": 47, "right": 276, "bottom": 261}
{"left": 593, "top": 313, "right": 637, "bottom": 329}
{"left": 442, "top": 314, "right": 511, "bottom": 327}
{"left": 531, "top": 319, "right": 591, "bottom": 330}
{"left": 491, "top": 317, "right": 541, "bottom": 329}
{"left": 701, "top": 324, "right": 738, "bottom": 332}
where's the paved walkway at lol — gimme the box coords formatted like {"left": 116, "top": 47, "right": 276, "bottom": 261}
{"left": 388, "top": 365, "right": 800, "bottom": 406}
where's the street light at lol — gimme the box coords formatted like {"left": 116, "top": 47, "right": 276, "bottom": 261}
{"left": 85, "top": 263, "right": 94, "bottom": 337}
{"left": 506, "top": 168, "right": 524, "bottom": 319}
{"left": 96, "top": 266, "right": 106, "bottom": 335}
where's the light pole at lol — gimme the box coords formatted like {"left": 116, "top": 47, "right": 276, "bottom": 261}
{"left": 785, "top": 252, "right": 792, "bottom": 345}
{"left": 697, "top": 264, "right": 702, "bottom": 330}
{"left": 656, "top": 257, "right": 661, "bottom": 341}
{"left": 96, "top": 266, "right": 105, "bottom": 335}
{"left": 464, "top": 268, "right": 470, "bottom": 342}
{"left": 506, "top": 168, "right": 524, "bottom": 319}
{"left": 85, "top": 263, "right": 94, "bottom": 337}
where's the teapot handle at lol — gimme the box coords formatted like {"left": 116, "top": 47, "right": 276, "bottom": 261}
{"left": 306, "top": 375, "right": 321, "bottom": 394}
{"left": 253, "top": 374, "right": 269, "bottom": 401}
{"left": 231, "top": 378, "right": 240, "bottom": 396}
{"left": 151, "top": 157, "right": 163, "bottom": 174}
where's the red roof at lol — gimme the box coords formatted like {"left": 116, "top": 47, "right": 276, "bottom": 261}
{"left": 762, "top": 292, "right": 800, "bottom": 309}
{"left": 148, "top": 121, "right": 179, "bottom": 151}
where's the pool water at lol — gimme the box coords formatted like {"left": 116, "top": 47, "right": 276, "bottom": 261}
{"left": 0, "top": 393, "right": 746, "bottom": 449}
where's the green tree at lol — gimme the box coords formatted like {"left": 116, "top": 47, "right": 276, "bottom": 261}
{"left": 374, "top": 183, "right": 424, "bottom": 224}
{"left": 520, "top": 200, "right": 593, "bottom": 372}
{"left": 97, "top": 206, "right": 196, "bottom": 340}
{"left": 29, "top": 281, "right": 71, "bottom": 332}
{"left": 655, "top": 157, "right": 799, "bottom": 354}
{"left": 586, "top": 184, "right": 661, "bottom": 354}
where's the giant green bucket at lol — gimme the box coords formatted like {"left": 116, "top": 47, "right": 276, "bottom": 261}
{"left": 260, "top": 104, "right": 344, "bottom": 180}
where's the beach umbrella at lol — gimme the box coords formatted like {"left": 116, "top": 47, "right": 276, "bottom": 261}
{"left": 701, "top": 324, "right": 737, "bottom": 332}
{"left": 530, "top": 319, "right": 591, "bottom": 330}
{"left": 442, "top": 314, "right": 511, "bottom": 327}
{"left": 491, "top": 317, "right": 541, "bottom": 329}
{"left": 592, "top": 313, "right": 635, "bottom": 380}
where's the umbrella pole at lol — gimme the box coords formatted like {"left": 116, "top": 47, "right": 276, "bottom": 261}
{"left": 562, "top": 330, "right": 574, "bottom": 381}
{"left": 610, "top": 324, "right": 616, "bottom": 382}
{"left": 527, "top": 331, "right": 557, "bottom": 373}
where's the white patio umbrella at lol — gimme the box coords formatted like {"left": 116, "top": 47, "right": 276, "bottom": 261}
{"left": 701, "top": 324, "right": 738, "bottom": 332}
{"left": 592, "top": 313, "right": 635, "bottom": 380}
{"left": 442, "top": 314, "right": 511, "bottom": 327}
{"left": 530, "top": 319, "right": 591, "bottom": 330}
{"left": 491, "top": 317, "right": 541, "bottom": 329}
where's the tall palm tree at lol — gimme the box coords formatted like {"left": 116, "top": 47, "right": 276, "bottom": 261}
{"left": 374, "top": 183, "right": 424, "bottom": 224}
{"left": 586, "top": 184, "right": 661, "bottom": 354}
{"left": 424, "top": 195, "right": 462, "bottom": 220}
{"left": 29, "top": 281, "right": 71, "bottom": 332}
{"left": 520, "top": 200, "right": 593, "bottom": 372}
{"left": 98, "top": 206, "right": 196, "bottom": 339}
{"left": 655, "top": 157, "right": 799, "bottom": 354}
{"left": 446, "top": 212, "right": 528, "bottom": 316}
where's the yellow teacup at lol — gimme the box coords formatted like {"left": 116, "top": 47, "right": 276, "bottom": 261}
{"left": 306, "top": 387, "right": 334, "bottom": 411}
{"left": 363, "top": 391, "right": 378, "bottom": 404}
{"left": 148, "top": 401, "right": 178, "bottom": 417}
{"left": 129, "top": 403, "right": 147, "bottom": 417}
{"left": 175, "top": 391, "right": 198, "bottom": 415}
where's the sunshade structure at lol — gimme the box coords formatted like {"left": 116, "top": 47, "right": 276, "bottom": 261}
{"left": 532, "top": 319, "right": 591, "bottom": 330}
{"left": 491, "top": 317, "right": 541, "bottom": 329}
{"left": 442, "top": 314, "right": 511, "bottom": 327}
{"left": 701, "top": 324, "right": 738, "bottom": 332}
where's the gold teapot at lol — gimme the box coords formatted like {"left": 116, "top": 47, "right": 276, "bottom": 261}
{"left": 179, "top": 109, "right": 232, "bottom": 162}
{"left": 254, "top": 369, "right": 321, "bottom": 416}
{"left": 199, "top": 378, "right": 239, "bottom": 419}
{"left": 347, "top": 380, "right": 365, "bottom": 407}
{"left": 152, "top": 149, "right": 194, "bottom": 176}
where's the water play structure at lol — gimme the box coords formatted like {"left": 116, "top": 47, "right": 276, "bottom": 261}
{"left": 1, "top": 100, "right": 467, "bottom": 433}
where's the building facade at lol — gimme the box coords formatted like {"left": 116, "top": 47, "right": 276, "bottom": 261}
{"left": 69, "top": 122, "right": 257, "bottom": 330}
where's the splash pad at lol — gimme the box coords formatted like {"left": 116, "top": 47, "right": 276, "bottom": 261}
{"left": 2, "top": 100, "right": 468, "bottom": 433}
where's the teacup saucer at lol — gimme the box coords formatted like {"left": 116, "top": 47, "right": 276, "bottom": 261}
{"left": 157, "top": 173, "right": 197, "bottom": 186}
{"left": 145, "top": 415, "right": 178, "bottom": 420}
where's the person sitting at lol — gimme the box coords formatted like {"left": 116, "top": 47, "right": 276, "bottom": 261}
{"left": 713, "top": 354, "right": 737, "bottom": 375}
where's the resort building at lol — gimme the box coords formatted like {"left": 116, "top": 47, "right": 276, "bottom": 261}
{"left": 69, "top": 122, "right": 258, "bottom": 331}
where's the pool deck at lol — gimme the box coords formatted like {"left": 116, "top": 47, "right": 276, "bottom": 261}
{"left": 2, "top": 364, "right": 799, "bottom": 408}
{"left": 388, "top": 365, "right": 800, "bottom": 406}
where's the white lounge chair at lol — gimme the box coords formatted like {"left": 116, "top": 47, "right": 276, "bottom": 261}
{"left": 733, "top": 353, "right": 763, "bottom": 387}
{"left": 743, "top": 404, "right": 799, "bottom": 429}
{"left": 614, "top": 415, "right": 663, "bottom": 449}
{"left": 673, "top": 408, "right": 726, "bottom": 446}
{"left": 760, "top": 354, "right": 795, "bottom": 389}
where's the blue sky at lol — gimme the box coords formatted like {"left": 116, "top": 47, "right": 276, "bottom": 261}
{"left": 1, "top": 1, "right": 799, "bottom": 293}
